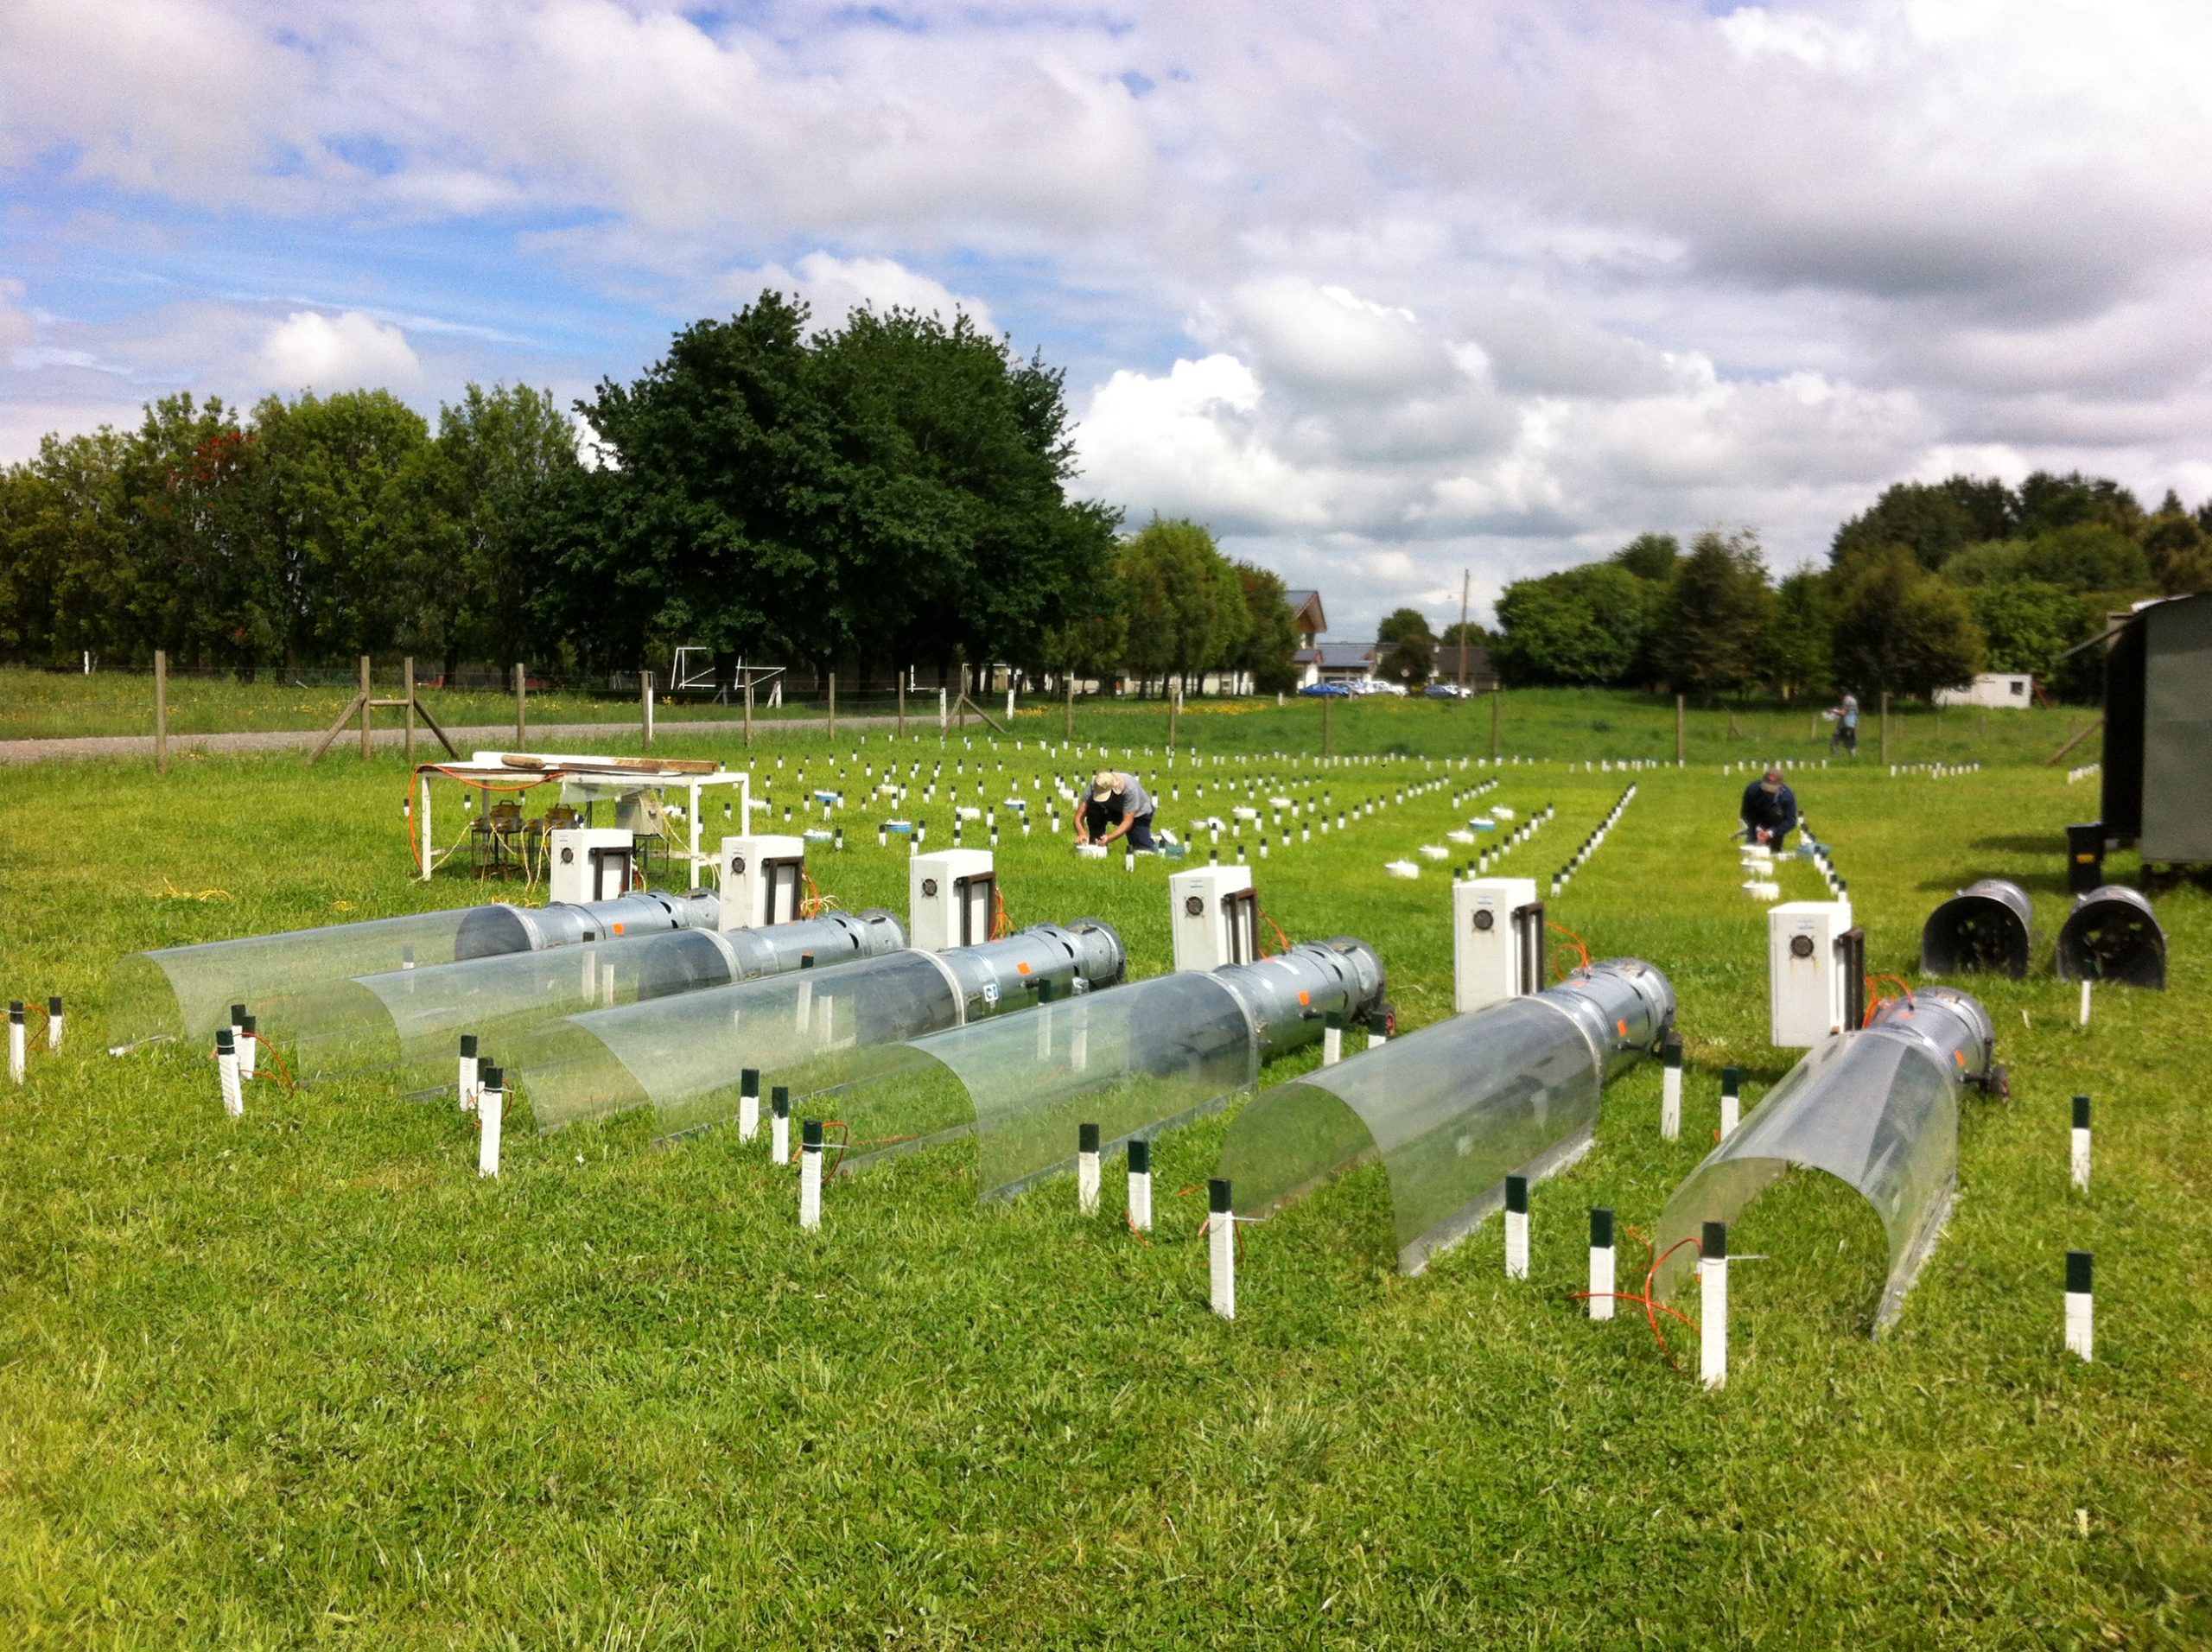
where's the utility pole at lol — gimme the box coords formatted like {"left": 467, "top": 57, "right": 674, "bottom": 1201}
{"left": 1458, "top": 569, "right": 1471, "bottom": 696}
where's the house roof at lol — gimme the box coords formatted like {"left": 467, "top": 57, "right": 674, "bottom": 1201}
{"left": 1297, "top": 641, "right": 1379, "bottom": 670}
{"left": 1433, "top": 644, "right": 1496, "bottom": 677}
{"left": 1284, "top": 589, "right": 1327, "bottom": 632}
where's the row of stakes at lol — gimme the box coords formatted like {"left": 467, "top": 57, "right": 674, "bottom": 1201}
{"left": 108, "top": 994, "right": 2109, "bottom": 1377}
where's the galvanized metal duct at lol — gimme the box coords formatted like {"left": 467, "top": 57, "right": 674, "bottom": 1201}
{"left": 1217, "top": 958, "right": 1676, "bottom": 1274}
{"left": 1652, "top": 984, "right": 1998, "bottom": 1334}
{"left": 831, "top": 937, "right": 1389, "bottom": 1199}
{"left": 1919, "top": 879, "right": 2033, "bottom": 980}
{"left": 2055, "top": 884, "right": 2167, "bottom": 988}
{"left": 106, "top": 888, "right": 726, "bottom": 1051}
{"left": 513, "top": 919, "right": 1128, "bottom": 1138}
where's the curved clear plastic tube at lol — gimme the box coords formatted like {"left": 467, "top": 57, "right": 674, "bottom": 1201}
{"left": 104, "top": 889, "right": 721, "bottom": 1050}
{"left": 834, "top": 937, "right": 1388, "bottom": 1199}
{"left": 512, "top": 920, "right": 1126, "bottom": 1138}
{"left": 1652, "top": 984, "right": 1994, "bottom": 1334}
{"left": 276, "top": 908, "right": 904, "bottom": 1089}
{"left": 1217, "top": 958, "right": 1675, "bottom": 1273}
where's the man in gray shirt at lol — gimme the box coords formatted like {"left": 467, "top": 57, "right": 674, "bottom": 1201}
{"left": 1828, "top": 688, "right": 1859, "bottom": 756}
{"left": 1077, "top": 769, "right": 1156, "bottom": 850}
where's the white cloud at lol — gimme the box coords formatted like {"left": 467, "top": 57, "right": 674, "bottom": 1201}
{"left": 724, "top": 253, "right": 997, "bottom": 336}
{"left": 257, "top": 310, "right": 423, "bottom": 392}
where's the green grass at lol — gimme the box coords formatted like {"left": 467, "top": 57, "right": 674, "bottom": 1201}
{"left": 0, "top": 715, "right": 2202, "bottom": 1647}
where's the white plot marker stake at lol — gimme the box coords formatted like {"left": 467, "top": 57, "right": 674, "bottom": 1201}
{"left": 46, "top": 995, "right": 62, "bottom": 1052}
{"left": 1503, "top": 1174, "right": 1530, "bottom": 1280}
{"left": 1077, "top": 1122, "right": 1101, "bottom": 1215}
{"left": 215, "top": 1026, "right": 244, "bottom": 1118}
{"left": 1660, "top": 1037, "right": 1682, "bottom": 1141}
{"left": 477, "top": 1068, "right": 505, "bottom": 1178}
{"left": 2071, "top": 1095, "right": 2092, "bottom": 1193}
{"left": 1322, "top": 1011, "right": 1343, "bottom": 1068}
{"left": 1127, "top": 1139, "right": 1153, "bottom": 1234}
{"left": 1588, "top": 1207, "right": 1616, "bottom": 1320}
{"left": 799, "top": 1120, "right": 823, "bottom": 1229}
{"left": 458, "top": 1034, "right": 479, "bottom": 1111}
{"left": 2079, "top": 978, "right": 2093, "bottom": 1028}
{"left": 1719, "top": 1066, "right": 1742, "bottom": 1141}
{"left": 738, "top": 1067, "right": 761, "bottom": 1143}
{"left": 2065, "top": 1250, "right": 2094, "bottom": 1362}
{"left": 1700, "top": 1221, "right": 1729, "bottom": 1390}
{"left": 238, "top": 1014, "right": 257, "bottom": 1081}
{"left": 7, "top": 1001, "right": 22, "bottom": 1086}
{"left": 771, "top": 1086, "right": 791, "bottom": 1165}
{"left": 1208, "top": 1179, "right": 1236, "bottom": 1320}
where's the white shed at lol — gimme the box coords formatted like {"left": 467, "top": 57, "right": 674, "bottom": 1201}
{"left": 1934, "top": 673, "right": 2034, "bottom": 708}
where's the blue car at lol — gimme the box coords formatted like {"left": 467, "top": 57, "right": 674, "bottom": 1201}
{"left": 1299, "top": 682, "right": 1354, "bottom": 697}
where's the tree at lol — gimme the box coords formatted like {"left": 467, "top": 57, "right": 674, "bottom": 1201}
{"left": 1658, "top": 529, "right": 1770, "bottom": 701}
{"left": 1376, "top": 605, "right": 1435, "bottom": 686}
{"left": 1116, "top": 517, "right": 1243, "bottom": 695}
{"left": 2141, "top": 496, "right": 2212, "bottom": 595}
{"left": 1833, "top": 481, "right": 1981, "bottom": 571}
{"left": 1492, "top": 564, "right": 1658, "bottom": 685}
{"left": 1611, "top": 532, "right": 1681, "bottom": 582}
{"left": 1235, "top": 561, "right": 1300, "bottom": 694}
{"left": 1830, "top": 544, "right": 1985, "bottom": 700}
{"left": 1439, "top": 620, "right": 1489, "bottom": 646}
{"left": 2015, "top": 470, "right": 2141, "bottom": 539}
{"left": 1763, "top": 569, "right": 1832, "bottom": 700}
{"left": 2015, "top": 524, "right": 2150, "bottom": 594}
{"left": 1967, "top": 581, "right": 2092, "bottom": 682}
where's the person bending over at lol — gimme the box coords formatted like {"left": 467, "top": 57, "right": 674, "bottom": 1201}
{"left": 1077, "top": 769, "right": 1156, "bottom": 851}
{"left": 1740, "top": 766, "right": 1799, "bottom": 849}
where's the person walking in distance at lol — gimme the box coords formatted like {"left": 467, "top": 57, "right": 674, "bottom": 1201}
{"left": 1827, "top": 687, "right": 1860, "bottom": 757}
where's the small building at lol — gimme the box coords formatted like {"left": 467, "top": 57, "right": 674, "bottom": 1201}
{"left": 1431, "top": 644, "right": 1501, "bottom": 693}
{"left": 1296, "top": 640, "right": 1380, "bottom": 688}
{"left": 2099, "top": 591, "right": 2212, "bottom": 867}
{"left": 1934, "top": 672, "right": 2034, "bottom": 709}
{"left": 1284, "top": 589, "right": 1327, "bottom": 651}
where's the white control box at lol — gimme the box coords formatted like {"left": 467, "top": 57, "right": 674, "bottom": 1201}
{"left": 718, "top": 835, "right": 806, "bottom": 931}
{"left": 1169, "top": 866, "right": 1258, "bottom": 974}
{"left": 1453, "top": 877, "right": 1541, "bottom": 1013}
{"left": 1769, "top": 899, "right": 1856, "bottom": 1047}
{"left": 911, "top": 850, "right": 996, "bottom": 950}
{"left": 548, "top": 828, "right": 634, "bottom": 905}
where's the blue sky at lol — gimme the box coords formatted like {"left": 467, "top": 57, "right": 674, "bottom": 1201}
{"left": 5, "top": 0, "right": 2210, "bottom": 637}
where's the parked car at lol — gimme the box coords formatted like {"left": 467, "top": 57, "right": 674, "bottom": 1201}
{"left": 1298, "top": 681, "right": 1354, "bottom": 697}
{"left": 1363, "top": 679, "right": 1409, "bottom": 696}
{"left": 1425, "top": 683, "right": 1475, "bottom": 700}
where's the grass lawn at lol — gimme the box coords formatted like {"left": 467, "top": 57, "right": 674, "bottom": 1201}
{"left": 0, "top": 708, "right": 2202, "bottom": 1646}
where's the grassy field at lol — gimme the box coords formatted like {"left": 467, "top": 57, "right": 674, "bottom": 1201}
{"left": 0, "top": 709, "right": 2202, "bottom": 1646}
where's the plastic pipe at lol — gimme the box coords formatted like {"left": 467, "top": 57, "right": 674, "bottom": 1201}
{"left": 458, "top": 1033, "right": 479, "bottom": 1111}
{"left": 1588, "top": 1208, "right": 1615, "bottom": 1321}
{"left": 2065, "top": 1250, "right": 2094, "bottom": 1362}
{"left": 1128, "top": 1139, "right": 1153, "bottom": 1233}
{"left": 47, "top": 995, "right": 62, "bottom": 1052}
{"left": 1504, "top": 1173, "right": 1529, "bottom": 1279}
{"left": 478, "top": 1067, "right": 505, "bottom": 1178}
{"left": 739, "top": 1067, "right": 760, "bottom": 1142}
{"left": 216, "top": 1026, "right": 243, "bottom": 1118}
{"left": 1209, "top": 1179, "right": 1236, "bottom": 1319}
{"left": 8, "top": 1001, "right": 23, "bottom": 1084}
{"left": 2071, "top": 1095, "right": 2091, "bottom": 1192}
{"left": 772, "top": 1086, "right": 791, "bottom": 1164}
{"left": 1661, "top": 1036, "right": 1683, "bottom": 1140}
{"left": 1700, "top": 1220, "right": 1728, "bottom": 1390}
{"left": 800, "top": 1120, "right": 823, "bottom": 1229}
{"left": 1077, "top": 1122, "right": 1101, "bottom": 1214}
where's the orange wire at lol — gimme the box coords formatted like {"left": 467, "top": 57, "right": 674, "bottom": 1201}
{"left": 1257, "top": 905, "right": 1293, "bottom": 957}
{"left": 1547, "top": 920, "right": 1592, "bottom": 980}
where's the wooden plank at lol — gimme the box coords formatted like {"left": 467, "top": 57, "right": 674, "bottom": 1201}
{"left": 308, "top": 695, "right": 368, "bottom": 765}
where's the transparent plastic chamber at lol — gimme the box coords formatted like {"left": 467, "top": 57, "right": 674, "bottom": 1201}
{"left": 104, "top": 891, "right": 719, "bottom": 1050}
{"left": 514, "top": 920, "right": 1128, "bottom": 1138}
{"left": 1653, "top": 984, "right": 1995, "bottom": 1334}
{"left": 273, "top": 909, "right": 905, "bottom": 1090}
{"left": 1217, "top": 959, "right": 1675, "bottom": 1273}
{"left": 830, "top": 938, "right": 1388, "bottom": 1199}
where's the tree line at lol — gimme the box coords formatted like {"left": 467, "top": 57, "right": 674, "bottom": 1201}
{"left": 1447, "top": 473, "right": 2211, "bottom": 703}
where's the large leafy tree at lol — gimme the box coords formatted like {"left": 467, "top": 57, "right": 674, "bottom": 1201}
{"left": 1763, "top": 569, "right": 1833, "bottom": 701}
{"left": 1376, "top": 605, "right": 1435, "bottom": 686}
{"left": 1659, "top": 530, "right": 1770, "bottom": 702}
{"left": 1234, "top": 561, "right": 1300, "bottom": 694}
{"left": 1610, "top": 531, "right": 1681, "bottom": 583}
{"left": 1967, "top": 581, "right": 2094, "bottom": 681}
{"left": 1831, "top": 543, "right": 1985, "bottom": 700}
{"left": 1116, "top": 517, "right": 1244, "bottom": 695}
{"left": 1492, "top": 563, "right": 1659, "bottom": 686}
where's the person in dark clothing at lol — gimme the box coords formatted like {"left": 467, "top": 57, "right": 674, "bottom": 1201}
{"left": 1739, "top": 767, "right": 1799, "bottom": 848}
{"left": 1077, "top": 769, "right": 1157, "bottom": 851}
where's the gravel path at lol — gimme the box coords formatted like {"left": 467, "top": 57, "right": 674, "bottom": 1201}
{"left": 0, "top": 716, "right": 918, "bottom": 766}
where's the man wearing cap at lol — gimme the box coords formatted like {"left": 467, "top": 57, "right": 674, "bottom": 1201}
{"left": 1077, "top": 769, "right": 1156, "bottom": 851}
{"left": 1739, "top": 767, "right": 1799, "bottom": 848}
{"left": 1826, "top": 687, "right": 1860, "bottom": 756}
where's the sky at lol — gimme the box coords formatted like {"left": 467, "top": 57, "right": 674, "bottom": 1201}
{"left": 4, "top": 0, "right": 2210, "bottom": 638}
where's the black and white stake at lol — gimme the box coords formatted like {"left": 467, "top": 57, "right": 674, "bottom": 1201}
{"left": 739, "top": 1066, "right": 761, "bottom": 1142}
{"left": 1719, "top": 1065, "right": 1742, "bottom": 1141}
{"left": 215, "top": 1025, "right": 244, "bottom": 1118}
{"left": 2065, "top": 1249, "right": 2094, "bottom": 1362}
{"left": 1322, "top": 1010, "right": 1343, "bottom": 1067}
{"left": 8, "top": 1001, "right": 23, "bottom": 1085}
{"left": 1077, "top": 1122, "right": 1101, "bottom": 1214}
{"left": 46, "top": 995, "right": 62, "bottom": 1052}
{"left": 2071, "top": 1095, "right": 2091, "bottom": 1193}
{"left": 1588, "top": 1207, "right": 1615, "bottom": 1320}
{"left": 1700, "top": 1221, "right": 1728, "bottom": 1389}
{"left": 477, "top": 1066, "right": 505, "bottom": 1177}
{"left": 1208, "top": 1178, "right": 1236, "bottom": 1319}
{"left": 800, "top": 1120, "right": 823, "bottom": 1229}
{"left": 771, "top": 1085, "right": 791, "bottom": 1163}
{"left": 1660, "top": 1036, "right": 1682, "bottom": 1140}
{"left": 1503, "top": 1174, "right": 1529, "bottom": 1279}
{"left": 1127, "top": 1138, "right": 1153, "bottom": 1233}
{"left": 238, "top": 1013, "right": 257, "bottom": 1080}
{"left": 458, "top": 1033, "right": 480, "bottom": 1111}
